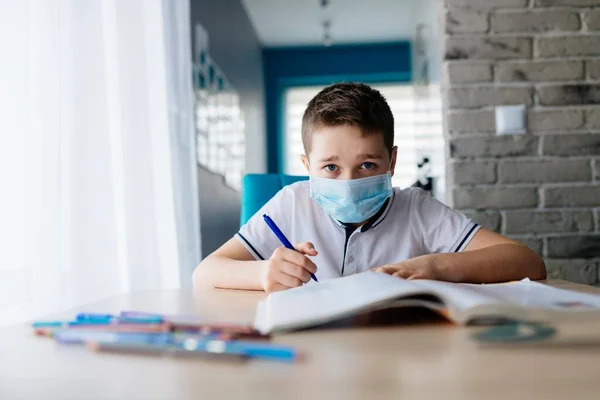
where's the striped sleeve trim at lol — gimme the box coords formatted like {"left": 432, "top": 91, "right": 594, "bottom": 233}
{"left": 451, "top": 223, "right": 481, "bottom": 253}
{"left": 236, "top": 232, "right": 265, "bottom": 260}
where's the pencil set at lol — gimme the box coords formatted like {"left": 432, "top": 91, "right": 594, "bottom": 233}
{"left": 32, "top": 311, "right": 300, "bottom": 363}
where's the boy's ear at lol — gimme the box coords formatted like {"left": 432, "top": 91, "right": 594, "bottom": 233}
{"left": 389, "top": 146, "right": 398, "bottom": 177}
{"left": 300, "top": 154, "right": 310, "bottom": 174}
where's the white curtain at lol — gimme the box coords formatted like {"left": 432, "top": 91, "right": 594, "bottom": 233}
{"left": 0, "top": 0, "right": 201, "bottom": 327}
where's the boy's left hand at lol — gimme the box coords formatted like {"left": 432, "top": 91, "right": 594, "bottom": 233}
{"left": 371, "top": 255, "right": 440, "bottom": 280}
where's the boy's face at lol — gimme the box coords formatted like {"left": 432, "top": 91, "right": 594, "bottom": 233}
{"left": 300, "top": 125, "right": 397, "bottom": 180}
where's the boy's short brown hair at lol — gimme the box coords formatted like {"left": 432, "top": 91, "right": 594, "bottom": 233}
{"left": 301, "top": 82, "right": 394, "bottom": 155}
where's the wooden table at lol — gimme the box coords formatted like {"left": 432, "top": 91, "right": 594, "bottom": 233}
{"left": 2, "top": 280, "right": 600, "bottom": 400}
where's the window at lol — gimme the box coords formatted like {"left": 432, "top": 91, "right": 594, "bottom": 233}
{"left": 193, "top": 24, "right": 245, "bottom": 191}
{"left": 283, "top": 83, "right": 445, "bottom": 201}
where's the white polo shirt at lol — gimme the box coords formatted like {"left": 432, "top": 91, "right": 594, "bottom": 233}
{"left": 237, "top": 181, "right": 480, "bottom": 281}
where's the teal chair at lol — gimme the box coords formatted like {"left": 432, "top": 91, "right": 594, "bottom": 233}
{"left": 240, "top": 174, "right": 308, "bottom": 226}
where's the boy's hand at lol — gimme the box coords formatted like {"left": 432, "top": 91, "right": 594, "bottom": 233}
{"left": 372, "top": 255, "right": 440, "bottom": 280}
{"left": 260, "top": 242, "right": 318, "bottom": 293}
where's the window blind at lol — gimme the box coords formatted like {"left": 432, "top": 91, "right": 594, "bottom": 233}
{"left": 283, "top": 83, "right": 445, "bottom": 201}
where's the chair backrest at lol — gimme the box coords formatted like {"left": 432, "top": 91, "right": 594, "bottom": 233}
{"left": 240, "top": 174, "right": 309, "bottom": 226}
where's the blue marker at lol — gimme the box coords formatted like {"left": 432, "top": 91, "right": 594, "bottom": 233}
{"left": 91, "top": 338, "right": 299, "bottom": 363}
{"left": 32, "top": 320, "right": 111, "bottom": 328}
{"left": 263, "top": 214, "right": 318, "bottom": 282}
{"left": 32, "top": 313, "right": 163, "bottom": 329}
{"left": 76, "top": 312, "right": 163, "bottom": 324}
{"left": 54, "top": 330, "right": 173, "bottom": 345}
{"left": 178, "top": 338, "right": 299, "bottom": 362}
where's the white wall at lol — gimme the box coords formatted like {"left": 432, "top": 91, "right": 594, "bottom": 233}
{"left": 190, "top": 0, "right": 266, "bottom": 174}
{"left": 412, "top": 0, "right": 442, "bottom": 83}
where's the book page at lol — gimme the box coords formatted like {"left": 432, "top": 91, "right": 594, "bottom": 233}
{"left": 255, "top": 272, "right": 430, "bottom": 333}
{"left": 407, "top": 280, "right": 499, "bottom": 312}
{"left": 465, "top": 280, "right": 600, "bottom": 310}
{"left": 413, "top": 279, "right": 600, "bottom": 315}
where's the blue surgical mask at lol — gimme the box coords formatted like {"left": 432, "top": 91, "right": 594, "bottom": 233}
{"left": 310, "top": 172, "right": 393, "bottom": 224}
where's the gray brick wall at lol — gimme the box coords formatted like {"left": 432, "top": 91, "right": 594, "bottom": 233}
{"left": 442, "top": 0, "right": 600, "bottom": 285}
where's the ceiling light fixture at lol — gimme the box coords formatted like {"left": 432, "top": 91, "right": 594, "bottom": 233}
{"left": 320, "top": 0, "right": 332, "bottom": 47}
{"left": 322, "top": 20, "right": 332, "bottom": 47}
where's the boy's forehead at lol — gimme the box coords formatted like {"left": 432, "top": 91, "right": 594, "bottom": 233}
{"left": 308, "top": 125, "right": 389, "bottom": 158}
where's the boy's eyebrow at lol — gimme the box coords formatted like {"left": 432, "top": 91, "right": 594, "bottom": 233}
{"left": 357, "top": 153, "right": 384, "bottom": 160}
{"left": 317, "top": 154, "right": 384, "bottom": 162}
{"left": 318, "top": 155, "right": 339, "bottom": 162}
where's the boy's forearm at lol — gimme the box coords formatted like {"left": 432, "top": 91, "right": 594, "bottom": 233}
{"left": 431, "top": 244, "right": 546, "bottom": 284}
{"left": 193, "top": 256, "right": 265, "bottom": 291}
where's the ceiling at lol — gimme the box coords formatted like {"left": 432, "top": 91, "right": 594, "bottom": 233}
{"left": 240, "top": 0, "right": 427, "bottom": 47}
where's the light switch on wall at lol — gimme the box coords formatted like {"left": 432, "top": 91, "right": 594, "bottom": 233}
{"left": 495, "top": 105, "right": 527, "bottom": 135}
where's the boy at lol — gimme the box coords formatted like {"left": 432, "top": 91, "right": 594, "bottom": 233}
{"left": 193, "top": 83, "right": 546, "bottom": 292}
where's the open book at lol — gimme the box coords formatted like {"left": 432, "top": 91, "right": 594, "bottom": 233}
{"left": 253, "top": 272, "right": 600, "bottom": 334}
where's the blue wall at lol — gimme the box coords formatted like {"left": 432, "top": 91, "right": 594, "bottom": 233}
{"left": 263, "top": 42, "right": 412, "bottom": 173}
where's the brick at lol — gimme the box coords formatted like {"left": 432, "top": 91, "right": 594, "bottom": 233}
{"left": 451, "top": 161, "right": 497, "bottom": 185}
{"left": 544, "top": 185, "right": 600, "bottom": 207}
{"left": 445, "top": 37, "right": 532, "bottom": 60}
{"left": 545, "top": 259, "right": 598, "bottom": 285}
{"left": 586, "top": 108, "right": 600, "bottom": 129}
{"left": 447, "top": 0, "right": 528, "bottom": 7}
{"left": 594, "top": 159, "right": 600, "bottom": 181}
{"left": 446, "top": 86, "right": 532, "bottom": 109}
{"left": 496, "top": 60, "right": 583, "bottom": 82}
{"left": 491, "top": 10, "right": 580, "bottom": 33}
{"left": 451, "top": 135, "right": 538, "bottom": 158}
{"left": 545, "top": 260, "right": 562, "bottom": 280}
{"left": 504, "top": 210, "right": 594, "bottom": 234}
{"left": 538, "top": 84, "right": 600, "bottom": 106}
{"left": 462, "top": 210, "right": 501, "bottom": 231}
{"left": 498, "top": 159, "right": 592, "bottom": 183}
{"left": 542, "top": 134, "right": 600, "bottom": 156}
{"left": 535, "top": 0, "right": 600, "bottom": 6}
{"left": 587, "top": 60, "right": 600, "bottom": 80}
{"left": 536, "top": 36, "right": 600, "bottom": 58}
{"left": 514, "top": 238, "right": 544, "bottom": 255}
{"left": 585, "top": 10, "right": 600, "bottom": 31}
{"left": 445, "top": 62, "right": 492, "bottom": 84}
{"left": 547, "top": 235, "right": 600, "bottom": 259}
{"left": 446, "top": 10, "right": 489, "bottom": 34}
{"left": 528, "top": 109, "right": 584, "bottom": 132}
{"left": 454, "top": 186, "right": 538, "bottom": 209}
{"left": 447, "top": 110, "right": 495, "bottom": 134}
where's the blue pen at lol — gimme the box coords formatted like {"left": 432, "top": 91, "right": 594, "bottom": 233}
{"left": 263, "top": 214, "right": 318, "bottom": 282}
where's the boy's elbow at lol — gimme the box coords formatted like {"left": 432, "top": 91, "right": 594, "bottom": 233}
{"left": 535, "top": 257, "right": 547, "bottom": 280}
{"left": 528, "top": 250, "right": 546, "bottom": 281}
{"left": 192, "top": 264, "right": 202, "bottom": 288}
{"left": 192, "top": 259, "right": 212, "bottom": 289}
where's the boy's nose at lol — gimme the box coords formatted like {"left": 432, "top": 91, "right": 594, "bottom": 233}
{"left": 339, "top": 171, "right": 361, "bottom": 180}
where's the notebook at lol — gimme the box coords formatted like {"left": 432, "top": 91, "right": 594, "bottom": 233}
{"left": 253, "top": 272, "right": 600, "bottom": 334}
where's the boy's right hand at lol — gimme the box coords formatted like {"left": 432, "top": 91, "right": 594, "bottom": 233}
{"left": 260, "top": 242, "right": 318, "bottom": 293}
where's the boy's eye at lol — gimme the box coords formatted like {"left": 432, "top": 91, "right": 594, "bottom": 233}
{"left": 361, "top": 162, "right": 376, "bottom": 170}
{"left": 324, "top": 164, "right": 338, "bottom": 172}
